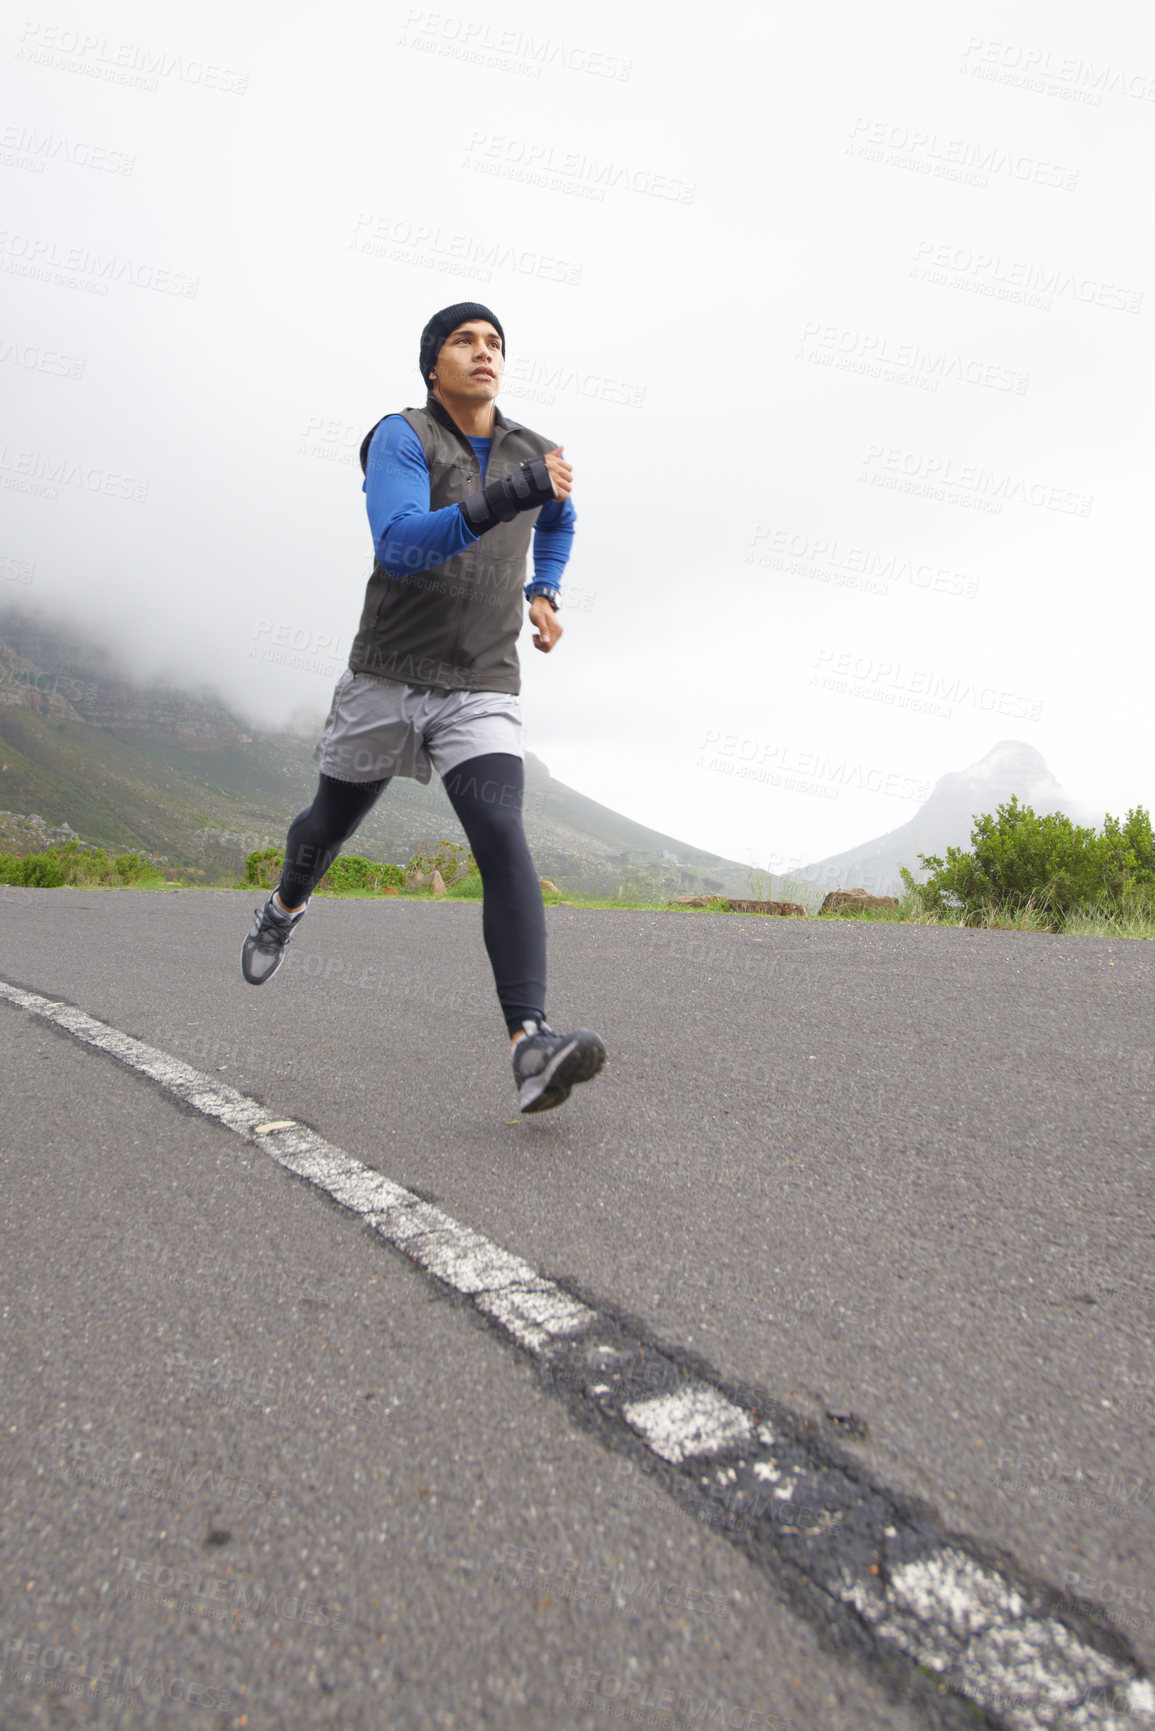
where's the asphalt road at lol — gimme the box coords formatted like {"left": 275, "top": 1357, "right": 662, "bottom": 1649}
{"left": 1, "top": 886, "right": 1153, "bottom": 1729}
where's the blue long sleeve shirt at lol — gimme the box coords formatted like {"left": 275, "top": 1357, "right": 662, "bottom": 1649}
{"left": 363, "top": 415, "right": 575, "bottom": 600}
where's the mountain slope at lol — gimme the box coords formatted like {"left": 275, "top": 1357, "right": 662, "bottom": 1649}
{"left": 798, "top": 740, "right": 1080, "bottom": 899}
{"left": 0, "top": 608, "right": 753, "bottom": 897}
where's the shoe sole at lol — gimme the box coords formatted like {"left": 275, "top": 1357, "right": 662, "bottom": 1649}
{"left": 518, "top": 1031, "right": 606, "bottom": 1114}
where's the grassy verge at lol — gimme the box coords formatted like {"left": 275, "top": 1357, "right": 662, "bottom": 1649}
{"left": 222, "top": 883, "right": 1154, "bottom": 934}
{"left": 10, "top": 851, "right": 1153, "bottom": 938}
{"left": 810, "top": 894, "right": 1155, "bottom": 938}
{"left": 542, "top": 891, "right": 1155, "bottom": 936}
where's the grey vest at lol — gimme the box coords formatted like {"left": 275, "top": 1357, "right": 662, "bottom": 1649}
{"left": 349, "top": 397, "right": 554, "bottom": 695}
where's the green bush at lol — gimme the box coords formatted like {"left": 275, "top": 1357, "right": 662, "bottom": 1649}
{"left": 244, "top": 847, "right": 284, "bottom": 889}
{"left": 901, "top": 798, "right": 1155, "bottom": 931}
{"left": 1117, "top": 804, "right": 1155, "bottom": 878}
{"left": 244, "top": 847, "right": 404, "bottom": 895}
{"left": 110, "top": 851, "right": 154, "bottom": 884}
{"left": 318, "top": 855, "right": 404, "bottom": 894}
{"left": 404, "top": 838, "right": 477, "bottom": 886}
{"left": 17, "top": 851, "right": 69, "bottom": 887}
{"left": 0, "top": 842, "right": 163, "bottom": 888}
{"left": 0, "top": 847, "right": 61, "bottom": 886}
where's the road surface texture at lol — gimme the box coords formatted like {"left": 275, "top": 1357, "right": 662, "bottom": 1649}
{"left": 0, "top": 886, "right": 1152, "bottom": 1730}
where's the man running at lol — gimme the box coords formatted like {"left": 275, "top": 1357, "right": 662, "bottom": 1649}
{"left": 241, "top": 301, "right": 606, "bottom": 1115}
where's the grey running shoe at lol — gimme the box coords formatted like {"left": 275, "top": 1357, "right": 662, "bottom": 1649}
{"left": 511, "top": 1017, "right": 606, "bottom": 1114}
{"left": 241, "top": 890, "right": 307, "bottom": 985}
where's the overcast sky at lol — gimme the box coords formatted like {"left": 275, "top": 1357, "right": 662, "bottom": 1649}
{"left": 3, "top": 0, "right": 1152, "bottom": 872}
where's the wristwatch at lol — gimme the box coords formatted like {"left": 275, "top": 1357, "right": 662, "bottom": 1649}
{"left": 531, "top": 590, "right": 559, "bottom": 612}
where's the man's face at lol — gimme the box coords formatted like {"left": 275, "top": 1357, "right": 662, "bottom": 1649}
{"left": 431, "top": 320, "right": 504, "bottom": 402}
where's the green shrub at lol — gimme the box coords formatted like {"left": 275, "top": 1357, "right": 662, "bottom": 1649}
{"left": 405, "top": 838, "right": 477, "bottom": 886}
{"left": 0, "top": 842, "right": 163, "bottom": 887}
{"left": 244, "top": 846, "right": 404, "bottom": 895}
{"left": 901, "top": 798, "right": 1155, "bottom": 931}
{"left": 318, "top": 855, "right": 404, "bottom": 894}
{"left": 113, "top": 851, "right": 151, "bottom": 884}
{"left": 1117, "top": 805, "right": 1155, "bottom": 879}
{"left": 244, "top": 847, "right": 284, "bottom": 889}
{"left": 0, "top": 841, "right": 167, "bottom": 888}
{"left": 17, "top": 851, "right": 69, "bottom": 887}
{"left": 71, "top": 847, "right": 109, "bottom": 885}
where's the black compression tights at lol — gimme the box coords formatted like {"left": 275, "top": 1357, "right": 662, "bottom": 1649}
{"left": 279, "top": 772, "right": 388, "bottom": 909}
{"left": 278, "top": 754, "right": 546, "bottom": 1035}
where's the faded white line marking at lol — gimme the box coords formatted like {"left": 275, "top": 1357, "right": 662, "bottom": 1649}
{"left": 837, "top": 1549, "right": 1153, "bottom": 1728}
{"left": 0, "top": 980, "right": 587, "bottom": 1356}
{"left": 622, "top": 1385, "right": 753, "bottom": 1463}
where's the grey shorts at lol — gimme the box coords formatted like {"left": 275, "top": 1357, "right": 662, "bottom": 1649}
{"left": 313, "top": 670, "right": 523, "bottom": 784}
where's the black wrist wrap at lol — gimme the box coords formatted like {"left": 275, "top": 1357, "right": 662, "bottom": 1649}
{"left": 459, "top": 456, "right": 555, "bottom": 533}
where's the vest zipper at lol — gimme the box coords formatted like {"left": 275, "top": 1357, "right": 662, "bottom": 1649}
{"left": 447, "top": 421, "right": 507, "bottom": 676}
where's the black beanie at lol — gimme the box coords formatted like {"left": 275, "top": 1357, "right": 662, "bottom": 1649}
{"left": 419, "top": 302, "right": 505, "bottom": 387}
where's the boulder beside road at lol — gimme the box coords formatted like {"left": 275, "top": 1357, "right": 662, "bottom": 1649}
{"left": 819, "top": 886, "right": 899, "bottom": 915}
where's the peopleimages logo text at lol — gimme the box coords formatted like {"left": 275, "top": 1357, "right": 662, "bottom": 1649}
{"left": 959, "top": 36, "right": 1155, "bottom": 102}
{"left": 399, "top": 10, "right": 631, "bottom": 80}
{"left": 848, "top": 117, "right": 1078, "bottom": 189}
{"left": 861, "top": 444, "right": 1092, "bottom": 516}
{"left": 0, "top": 124, "right": 134, "bottom": 174}
{"left": 0, "top": 447, "right": 148, "bottom": 502}
{"left": 696, "top": 732, "right": 930, "bottom": 803}
{"left": 350, "top": 213, "right": 581, "bottom": 286}
{"left": 797, "top": 321, "right": 1027, "bottom": 394}
{"left": 0, "top": 336, "right": 85, "bottom": 380}
{"left": 0, "top": 232, "right": 198, "bottom": 297}
{"left": 58, "top": 1433, "right": 277, "bottom": 1505}
{"left": 16, "top": 23, "right": 249, "bottom": 92}
{"left": 747, "top": 527, "right": 978, "bottom": 600}
{"left": 812, "top": 649, "right": 1043, "bottom": 721}
{"left": 465, "top": 131, "right": 692, "bottom": 202}
{"left": 912, "top": 240, "right": 1142, "bottom": 313}
{"left": 115, "top": 1556, "right": 346, "bottom": 1629}
{"left": 1, "top": 1634, "right": 237, "bottom": 1711}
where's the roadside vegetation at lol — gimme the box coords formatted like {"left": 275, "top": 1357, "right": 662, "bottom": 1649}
{"left": 6, "top": 802, "right": 1154, "bottom": 939}
{"left": 0, "top": 840, "right": 164, "bottom": 888}
{"left": 241, "top": 839, "right": 478, "bottom": 899}
{"left": 899, "top": 798, "right": 1155, "bottom": 936}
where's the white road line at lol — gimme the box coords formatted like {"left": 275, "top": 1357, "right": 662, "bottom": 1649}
{"left": 622, "top": 1386, "right": 753, "bottom": 1463}
{"left": 836, "top": 1553, "right": 1155, "bottom": 1728}
{"left": 2, "top": 977, "right": 1151, "bottom": 1730}
{"left": 0, "top": 979, "right": 592, "bottom": 1354}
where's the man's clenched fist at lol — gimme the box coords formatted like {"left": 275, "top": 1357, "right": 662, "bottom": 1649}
{"left": 543, "top": 445, "right": 573, "bottom": 501}
{"left": 528, "top": 595, "right": 564, "bottom": 653}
